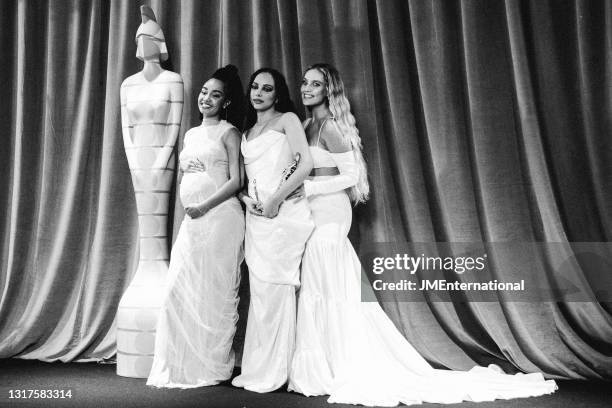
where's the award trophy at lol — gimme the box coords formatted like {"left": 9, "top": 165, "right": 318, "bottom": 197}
{"left": 116, "top": 6, "right": 184, "bottom": 378}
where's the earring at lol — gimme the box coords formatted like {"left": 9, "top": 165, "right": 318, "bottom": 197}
{"left": 222, "top": 101, "right": 230, "bottom": 120}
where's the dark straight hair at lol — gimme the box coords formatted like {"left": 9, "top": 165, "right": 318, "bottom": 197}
{"left": 243, "top": 67, "right": 297, "bottom": 131}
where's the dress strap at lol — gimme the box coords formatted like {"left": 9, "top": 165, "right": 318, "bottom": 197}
{"left": 316, "top": 117, "right": 332, "bottom": 147}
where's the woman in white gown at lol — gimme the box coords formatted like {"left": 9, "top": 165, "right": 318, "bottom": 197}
{"left": 147, "top": 65, "right": 245, "bottom": 388}
{"left": 288, "top": 63, "right": 557, "bottom": 406}
{"left": 231, "top": 68, "right": 314, "bottom": 393}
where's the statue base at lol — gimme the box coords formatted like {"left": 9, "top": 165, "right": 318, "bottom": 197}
{"left": 116, "top": 260, "right": 167, "bottom": 378}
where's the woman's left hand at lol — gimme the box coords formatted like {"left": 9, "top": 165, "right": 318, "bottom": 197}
{"left": 185, "top": 204, "right": 208, "bottom": 219}
{"left": 260, "top": 199, "right": 281, "bottom": 218}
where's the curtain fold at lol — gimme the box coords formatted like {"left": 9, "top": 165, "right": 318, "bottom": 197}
{"left": 0, "top": 0, "right": 610, "bottom": 379}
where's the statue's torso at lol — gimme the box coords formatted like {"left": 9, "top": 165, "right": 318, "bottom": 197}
{"left": 121, "top": 70, "right": 183, "bottom": 169}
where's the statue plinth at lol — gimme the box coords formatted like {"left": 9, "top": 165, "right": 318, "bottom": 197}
{"left": 116, "top": 171, "right": 172, "bottom": 377}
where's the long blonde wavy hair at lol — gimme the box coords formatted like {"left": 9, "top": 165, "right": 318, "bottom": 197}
{"left": 305, "top": 63, "right": 369, "bottom": 204}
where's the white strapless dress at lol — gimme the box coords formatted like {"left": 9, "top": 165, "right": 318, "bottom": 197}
{"left": 147, "top": 121, "right": 245, "bottom": 388}
{"left": 231, "top": 130, "right": 314, "bottom": 393}
{"left": 288, "top": 146, "right": 557, "bottom": 406}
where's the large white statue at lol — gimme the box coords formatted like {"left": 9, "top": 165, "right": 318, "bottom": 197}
{"left": 117, "top": 5, "right": 183, "bottom": 378}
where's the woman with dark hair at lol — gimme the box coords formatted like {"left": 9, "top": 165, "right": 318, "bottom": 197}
{"left": 147, "top": 65, "right": 245, "bottom": 388}
{"left": 230, "top": 68, "right": 314, "bottom": 393}
{"left": 288, "top": 63, "right": 557, "bottom": 405}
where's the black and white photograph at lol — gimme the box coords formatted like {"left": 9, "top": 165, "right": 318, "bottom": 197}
{"left": 0, "top": 0, "right": 611, "bottom": 407}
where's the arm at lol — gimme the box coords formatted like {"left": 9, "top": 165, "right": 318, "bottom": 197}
{"left": 237, "top": 149, "right": 263, "bottom": 215}
{"left": 184, "top": 128, "right": 242, "bottom": 218}
{"left": 303, "top": 119, "right": 358, "bottom": 196}
{"left": 153, "top": 75, "right": 184, "bottom": 170}
{"left": 179, "top": 131, "right": 207, "bottom": 176}
{"left": 176, "top": 131, "right": 199, "bottom": 186}
{"left": 238, "top": 187, "right": 263, "bottom": 215}
{"left": 237, "top": 147, "right": 249, "bottom": 203}
{"left": 260, "top": 113, "right": 313, "bottom": 218}
{"left": 303, "top": 152, "right": 358, "bottom": 196}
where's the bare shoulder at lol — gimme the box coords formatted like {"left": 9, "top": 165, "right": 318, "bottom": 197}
{"left": 280, "top": 111, "right": 302, "bottom": 128}
{"left": 221, "top": 126, "right": 241, "bottom": 145}
{"left": 183, "top": 126, "right": 197, "bottom": 139}
{"left": 320, "top": 119, "right": 352, "bottom": 153}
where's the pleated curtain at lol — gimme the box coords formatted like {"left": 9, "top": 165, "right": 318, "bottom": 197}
{"left": 0, "top": 0, "right": 610, "bottom": 378}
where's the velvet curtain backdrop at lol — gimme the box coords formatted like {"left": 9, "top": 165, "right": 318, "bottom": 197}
{"left": 1, "top": 0, "right": 611, "bottom": 379}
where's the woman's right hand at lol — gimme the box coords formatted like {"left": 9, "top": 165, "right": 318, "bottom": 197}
{"left": 181, "top": 158, "right": 206, "bottom": 173}
{"left": 243, "top": 196, "right": 263, "bottom": 215}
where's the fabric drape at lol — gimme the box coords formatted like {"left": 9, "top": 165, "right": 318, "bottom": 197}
{"left": 0, "top": 0, "right": 610, "bottom": 379}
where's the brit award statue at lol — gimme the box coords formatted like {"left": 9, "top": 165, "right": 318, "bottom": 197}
{"left": 116, "top": 5, "right": 183, "bottom": 378}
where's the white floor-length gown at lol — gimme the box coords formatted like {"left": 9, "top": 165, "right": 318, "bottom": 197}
{"left": 147, "top": 121, "right": 245, "bottom": 388}
{"left": 288, "top": 140, "right": 557, "bottom": 406}
{"left": 231, "top": 130, "right": 314, "bottom": 393}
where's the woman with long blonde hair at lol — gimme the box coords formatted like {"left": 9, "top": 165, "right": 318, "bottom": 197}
{"left": 288, "top": 63, "right": 556, "bottom": 406}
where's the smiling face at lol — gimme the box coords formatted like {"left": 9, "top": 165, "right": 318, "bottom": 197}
{"left": 301, "top": 69, "right": 327, "bottom": 107}
{"left": 198, "top": 78, "right": 227, "bottom": 118}
{"left": 250, "top": 72, "right": 277, "bottom": 112}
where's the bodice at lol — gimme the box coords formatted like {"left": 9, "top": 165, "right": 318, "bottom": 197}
{"left": 179, "top": 121, "right": 234, "bottom": 206}
{"left": 309, "top": 145, "right": 336, "bottom": 168}
{"left": 241, "top": 130, "right": 295, "bottom": 202}
{"left": 180, "top": 121, "right": 232, "bottom": 170}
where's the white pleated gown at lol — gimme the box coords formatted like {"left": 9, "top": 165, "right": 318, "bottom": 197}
{"left": 231, "top": 130, "right": 314, "bottom": 393}
{"left": 147, "top": 121, "right": 245, "bottom": 388}
{"left": 288, "top": 146, "right": 557, "bottom": 406}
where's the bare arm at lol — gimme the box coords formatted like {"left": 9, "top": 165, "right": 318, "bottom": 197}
{"left": 318, "top": 119, "right": 352, "bottom": 154}
{"left": 303, "top": 119, "right": 357, "bottom": 197}
{"left": 276, "top": 112, "right": 313, "bottom": 201}
{"left": 260, "top": 112, "right": 313, "bottom": 217}
{"left": 237, "top": 148, "right": 263, "bottom": 215}
{"left": 184, "top": 128, "right": 243, "bottom": 218}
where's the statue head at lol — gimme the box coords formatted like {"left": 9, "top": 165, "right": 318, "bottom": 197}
{"left": 135, "top": 5, "right": 168, "bottom": 62}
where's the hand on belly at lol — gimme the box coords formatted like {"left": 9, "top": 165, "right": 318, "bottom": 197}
{"left": 180, "top": 172, "right": 216, "bottom": 207}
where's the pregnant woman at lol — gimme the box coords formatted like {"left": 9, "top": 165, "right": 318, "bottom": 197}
{"left": 288, "top": 63, "right": 557, "bottom": 406}
{"left": 231, "top": 68, "right": 314, "bottom": 393}
{"left": 147, "top": 65, "right": 245, "bottom": 388}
